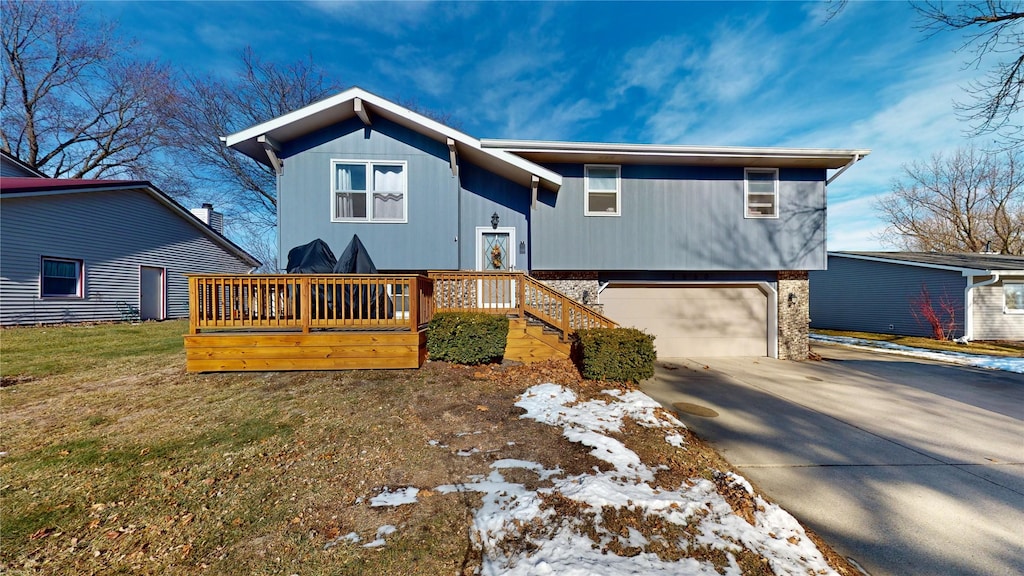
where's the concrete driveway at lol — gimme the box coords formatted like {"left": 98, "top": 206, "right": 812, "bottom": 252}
{"left": 642, "top": 343, "right": 1024, "bottom": 576}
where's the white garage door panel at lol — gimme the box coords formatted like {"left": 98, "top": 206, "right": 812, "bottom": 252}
{"left": 601, "top": 286, "right": 768, "bottom": 357}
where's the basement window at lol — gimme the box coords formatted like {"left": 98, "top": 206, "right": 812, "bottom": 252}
{"left": 41, "top": 257, "right": 83, "bottom": 298}
{"left": 585, "top": 164, "right": 620, "bottom": 216}
{"left": 744, "top": 168, "right": 779, "bottom": 218}
{"left": 1005, "top": 283, "right": 1024, "bottom": 313}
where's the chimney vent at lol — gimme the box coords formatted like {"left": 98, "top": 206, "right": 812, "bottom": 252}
{"left": 191, "top": 204, "right": 225, "bottom": 234}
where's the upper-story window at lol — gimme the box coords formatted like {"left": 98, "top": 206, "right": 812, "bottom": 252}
{"left": 744, "top": 168, "right": 779, "bottom": 218}
{"left": 332, "top": 160, "right": 407, "bottom": 223}
{"left": 584, "top": 164, "right": 621, "bottom": 216}
{"left": 41, "top": 256, "right": 83, "bottom": 298}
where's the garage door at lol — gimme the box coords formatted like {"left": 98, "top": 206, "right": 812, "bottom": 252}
{"left": 600, "top": 285, "right": 769, "bottom": 357}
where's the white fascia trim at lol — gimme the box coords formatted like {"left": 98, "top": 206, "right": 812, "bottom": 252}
{"left": 481, "top": 138, "right": 872, "bottom": 162}
{"left": 828, "top": 252, "right": 1000, "bottom": 277}
{"left": 224, "top": 87, "right": 561, "bottom": 190}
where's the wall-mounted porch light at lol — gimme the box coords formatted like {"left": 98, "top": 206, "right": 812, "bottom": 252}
{"left": 491, "top": 212, "right": 500, "bottom": 229}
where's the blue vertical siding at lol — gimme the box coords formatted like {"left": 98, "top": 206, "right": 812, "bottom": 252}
{"left": 277, "top": 117, "right": 531, "bottom": 271}
{"left": 809, "top": 256, "right": 968, "bottom": 338}
{"left": 532, "top": 165, "right": 826, "bottom": 271}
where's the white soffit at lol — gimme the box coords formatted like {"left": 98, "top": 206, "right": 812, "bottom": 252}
{"left": 481, "top": 139, "right": 872, "bottom": 170}
{"left": 223, "top": 88, "right": 562, "bottom": 191}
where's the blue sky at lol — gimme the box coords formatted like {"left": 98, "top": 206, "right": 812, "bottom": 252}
{"left": 94, "top": 0, "right": 991, "bottom": 250}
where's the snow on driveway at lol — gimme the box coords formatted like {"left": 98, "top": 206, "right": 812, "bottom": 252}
{"left": 811, "top": 334, "right": 1024, "bottom": 374}
{"left": 370, "top": 383, "right": 839, "bottom": 576}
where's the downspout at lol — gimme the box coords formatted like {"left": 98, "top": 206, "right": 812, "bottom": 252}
{"left": 826, "top": 154, "right": 861, "bottom": 185}
{"left": 963, "top": 273, "right": 1000, "bottom": 341}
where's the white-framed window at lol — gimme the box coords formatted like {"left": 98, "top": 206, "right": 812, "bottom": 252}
{"left": 584, "top": 164, "right": 620, "bottom": 216}
{"left": 744, "top": 168, "right": 779, "bottom": 218}
{"left": 331, "top": 160, "right": 407, "bottom": 223}
{"left": 40, "top": 257, "right": 83, "bottom": 298}
{"left": 1005, "top": 283, "right": 1024, "bottom": 313}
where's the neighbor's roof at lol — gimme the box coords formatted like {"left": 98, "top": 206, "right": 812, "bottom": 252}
{"left": 481, "top": 139, "right": 871, "bottom": 170}
{"left": 1, "top": 177, "right": 260, "bottom": 268}
{"left": 223, "top": 87, "right": 563, "bottom": 192}
{"left": 831, "top": 251, "right": 1024, "bottom": 275}
{"left": 0, "top": 150, "right": 47, "bottom": 178}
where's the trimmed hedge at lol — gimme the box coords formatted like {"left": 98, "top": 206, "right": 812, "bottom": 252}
{"left": 427, "top": 312, "right": 509, "bottom": 365}
{"left": 571, "top": 327, "right": 656, "bottom": 382}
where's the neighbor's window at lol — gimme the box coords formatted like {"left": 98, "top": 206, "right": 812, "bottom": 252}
{"left": 1005, "top": 283, "right": 1024, "bottom": 313}
{"left": 745, "top": 168, "right": 779, "bottom": 218}
{"left": 585, "top": 164, "right": 620, "bottom": 216}
{"left": 332, "top": 160, "right": 407, "bottom": 223}
{"left": 41, "top": 257, "right": 83, "bottom": 298}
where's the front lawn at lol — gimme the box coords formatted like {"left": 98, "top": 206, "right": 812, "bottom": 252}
{"left": 812, "top": 329, "right": 1024, "bottom": 358}
{"left": 1, "top": 321, "right": 857, "bottom": 575}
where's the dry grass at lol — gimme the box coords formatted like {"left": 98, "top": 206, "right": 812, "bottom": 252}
{"left": 1, "top": 321, "right": 858, "bottom": 575}
{"left": 813, "top": 328, "right": 1024, "bottom": 357}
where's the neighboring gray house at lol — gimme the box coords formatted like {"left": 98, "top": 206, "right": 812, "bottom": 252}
{"left": 1, "top": 150, "right": 46, "bottom": 178}
{"left": 0, "top": 176, "right": 259, "bottom": 326}
{"left": 223, "top": 88, "right": 869, "bottom": 359}
{"left": 810, "top": 252, "right": 1024, "bottom": 341}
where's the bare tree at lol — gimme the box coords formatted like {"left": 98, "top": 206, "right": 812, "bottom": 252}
{"left": 826, "top": 1, "right": 1024, "bottom": 146}
{"left": 877, "top": 145, "right": 1024, "bottom": 254}
{"left": 168, "top": 48, "right": 342, "bottom": 232}
{"left": 1, "top": 0, "right": 178, "bottom": 179}
{"left": 915, "top": 1, "right": 1024, "bottom": 146}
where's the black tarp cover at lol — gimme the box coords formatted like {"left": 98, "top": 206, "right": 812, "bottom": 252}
{"left": 333, "top": 235, "right": 393, "bottom": 319}
{"left": 285, "top": 239, "right": 337, "bottom": 274}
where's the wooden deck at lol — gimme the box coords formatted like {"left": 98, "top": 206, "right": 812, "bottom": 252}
{"left": 184, "top": 272, "right": 615, "bottom": 372}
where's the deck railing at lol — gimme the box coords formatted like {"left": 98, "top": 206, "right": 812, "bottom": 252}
{"left": 187, "top": 274, "right": 433, "bottom": 334}
{"left": 428, "top": 271, "right": 616, "bottom": 340}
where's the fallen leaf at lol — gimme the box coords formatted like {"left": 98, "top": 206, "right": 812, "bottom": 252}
{"left": 180, "top": 513, "right": 194, "bottom": 525}
{"left": 475, "top": 405, "right": 489, "bottom": 412}
{"left": 28, "top": 527, "right": 54, "bottom": 540}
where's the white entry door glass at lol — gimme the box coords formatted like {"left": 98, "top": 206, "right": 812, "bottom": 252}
{"left": 475, "top": 227, "right": 516, "bottom": 308}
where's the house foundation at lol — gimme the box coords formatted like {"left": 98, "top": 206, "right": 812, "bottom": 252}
{"left": 529, "top": 270, "right": 603, "bottom": 313}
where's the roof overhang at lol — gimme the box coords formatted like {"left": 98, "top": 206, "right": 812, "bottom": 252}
{"left": 1, "top": 179, "right": 260, "bottom": 268}
{"left": 481, "top": 139, "right": 871, "bottom": 170}
{"left": 223, "top": 87, "right": 563, "bottom": 192}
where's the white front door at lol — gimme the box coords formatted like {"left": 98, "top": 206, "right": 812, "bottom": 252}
{"left": 139, "top": 266, "right": 165, "bottom": 320}
{"left": 475, "top": 227, "right": 516, "bottom": 308}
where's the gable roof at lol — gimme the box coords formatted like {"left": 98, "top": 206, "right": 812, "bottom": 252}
{"left": 223, "top": 87, "right": 563, "bottom": 192}
{"left": 0, "top": 150, "right": 47, "bottom": 178}
{"left": 1, "top": 177, "right": 260, "bottom": 268}
{"left": 831, "top": 251, "right": 1024, "bottom": 275}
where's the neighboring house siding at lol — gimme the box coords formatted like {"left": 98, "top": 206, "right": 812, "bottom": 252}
{"left": 531, "top": 165, "right": 827, "bottom": 271}
{"left": 0, "top": 190, "right": 252, "bottom": 325}
{"left": 278, "top": 117, "right": 530, "bottom": 271}
{"left": 809, "top": 257, "right": 968, "bottom": 338}
{"left": 973, "top": 278, "right": 1024, "bottom": 340}
{"left": 1, "top": 159, "right": 36, "bottom": 177}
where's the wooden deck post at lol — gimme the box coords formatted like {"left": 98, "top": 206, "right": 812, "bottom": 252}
{"left": 516, "top": 272, "right": 525, "bottom": 318}
{"left": 409, "top": 276, "right": 419, "bottom": 333}
{"left": 188, "top": 276, "right": 199, "bottom": 334}
{"left": 300, "top": 277, "right": 311, "bottom": 334}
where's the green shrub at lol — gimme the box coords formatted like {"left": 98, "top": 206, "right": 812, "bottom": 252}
{"left": 427, "top": 312, "right": 509, "bottom": 365}
{"left": 571, "top": 327, "right": 656, "bottom": 382}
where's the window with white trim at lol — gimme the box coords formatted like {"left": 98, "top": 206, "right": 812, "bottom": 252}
{"left": 332, "top": 160, "right": 407, "bottom": 222}
{"left": 1005, "top": 283, "right": 1024, "bottom": 313}
{"left": 41, "top": 257, "right": 83, "bottom": 298}
{"left": 744, "top": 168, "right": 779, "bottom": 218}
{"left": 585, "top": 164, "right": 620, "bottom": 216}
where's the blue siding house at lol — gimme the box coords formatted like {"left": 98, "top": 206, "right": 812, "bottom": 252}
{"left": 225, "top": 88, "right": 869, "bottom": 359}
{"left": 1, "top": 175, "right": 259, "bottom": 326}
{"left": 810, "top": 252, "right": 1024, "bottom": 341}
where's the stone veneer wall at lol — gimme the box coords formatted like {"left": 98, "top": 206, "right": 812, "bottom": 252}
{"left": 777, "top": 271, "right": 810, "bottom": 360}
{"left": 529, "top": 271, "right": 603, "bottom": 313}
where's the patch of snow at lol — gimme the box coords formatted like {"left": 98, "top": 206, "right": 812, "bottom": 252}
{"left": 427, "top": 439, "right": 449, "bottom": 448}
{"left": 491, "top": 458, "right": 563, "bottom": 480}
{"left": 812, "top": 334, "right": 1024, "bottom": 374}
{"left": 342, "top": 531, "right": 361, "bottom": 543}
{"left": 664, "top": 433, "right": 686, "bottom": 448}
{"left": 361, "top": 524, "right": 397, "bottom": 548}
{"left": 456, "top": 448, "right": 480, "bottom": 457}
{"left": 369, "top": 487, "right": 419, "bottom": 507}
